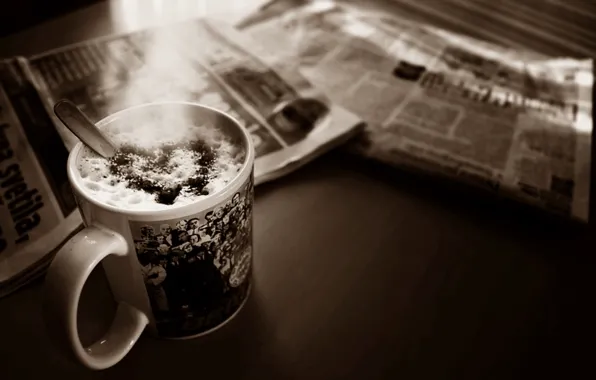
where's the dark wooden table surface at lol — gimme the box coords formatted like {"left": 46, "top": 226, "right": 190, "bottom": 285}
{"left": 0, "top": 1, "right": 594, "bottom": 379}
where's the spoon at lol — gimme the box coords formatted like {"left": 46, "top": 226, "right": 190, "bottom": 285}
{"left": 53, "top": 99, "right": 117, "bottom": 158}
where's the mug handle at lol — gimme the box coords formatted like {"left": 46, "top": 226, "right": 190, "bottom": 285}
{"left": 43, "top": 225, "right": 149, "bottom": 370}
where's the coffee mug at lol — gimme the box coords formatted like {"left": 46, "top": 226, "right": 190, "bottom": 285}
{"left": 42, "top": 102, "right": 255, "bottom": 370}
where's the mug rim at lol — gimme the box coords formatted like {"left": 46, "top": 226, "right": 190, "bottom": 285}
{"left": 67, "top": 101, "right": 255, "bottom": 219}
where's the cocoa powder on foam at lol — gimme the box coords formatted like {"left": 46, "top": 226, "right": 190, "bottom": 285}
{"left": 107, "top": 139, "right": 216, "bottom": 205}
{"left": 77, "top": 122, "right": 243, "bottom": 210}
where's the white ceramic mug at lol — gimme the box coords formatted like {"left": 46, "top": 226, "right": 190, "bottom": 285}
{"left": 42, "top": 102, "right": 255, "bottom": 370}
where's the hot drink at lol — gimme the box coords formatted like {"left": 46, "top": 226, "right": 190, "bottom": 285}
{"left": 45, "top": 102, "right": 255, "bottom": 369}
{"left": 76, "top": 119, "right": 244, "bottom": 211}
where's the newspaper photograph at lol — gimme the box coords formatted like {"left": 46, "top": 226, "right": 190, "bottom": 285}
{"left": 0, "top": 17, "right": 362, "bottom": 297}
{"left": 239, "top": 0, "right": 593, "bottom": 222}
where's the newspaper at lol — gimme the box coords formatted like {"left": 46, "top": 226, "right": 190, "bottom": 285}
{"left": 239, "top": 0, "right": 593, "bottom": 222}
{"left": 0, "top": 18, "right": 363, "bottom": 297}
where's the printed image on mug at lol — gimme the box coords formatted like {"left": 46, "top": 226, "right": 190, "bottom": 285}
{"left": 131, "top": 173, "right": 254, "bottom": 338}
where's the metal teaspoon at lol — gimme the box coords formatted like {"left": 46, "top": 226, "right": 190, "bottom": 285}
{"left": 53, "top": 99, "right": 117, "bottom": 158}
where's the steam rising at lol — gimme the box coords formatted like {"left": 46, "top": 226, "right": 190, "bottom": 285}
{"left": 103, "top": 7, "right": 214, "bottom": 146}
{"left": 100, "top": 0, "right": 261, "bottom": 144}
{"left": 80, "top": 0, "right": 255, "bottom": 210}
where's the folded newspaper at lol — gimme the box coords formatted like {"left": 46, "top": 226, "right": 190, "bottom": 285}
{"left": 0, "top": 18, "right": 363, "bottom": 298}
{"left": 239, "top": 0, "right": 593, "bottom": 221}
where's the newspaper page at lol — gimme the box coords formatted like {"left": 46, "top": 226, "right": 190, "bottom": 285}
{"left": 0, "top": 58, "right": 84, "bottom": 297}
{"left": 0, "top": 18, "right": 362, "bottom": 296}
{"left": 239, "top": 0, "right": 593, "bottom": 222}
{"left": 27, "top": 18, "right": 362, "bottom": 184}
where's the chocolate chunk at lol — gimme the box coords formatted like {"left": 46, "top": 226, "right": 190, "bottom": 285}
{"left": 156, "top": 185, "right": 182, "bottom": 205}
{"left": 186, "top": 176, "right": 210, "bottom": 194}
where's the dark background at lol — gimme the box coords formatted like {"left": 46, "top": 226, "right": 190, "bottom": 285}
{"left": 0, "top": 0, "right": 103, "bottom": 37}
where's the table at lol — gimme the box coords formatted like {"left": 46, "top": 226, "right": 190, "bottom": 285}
{"left": 0, "top": 1, "right": 594, "bottom": 379}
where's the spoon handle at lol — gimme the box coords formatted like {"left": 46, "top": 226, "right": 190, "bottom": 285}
{"left": 53, "top": 99, "right": 117, "bottom": 158}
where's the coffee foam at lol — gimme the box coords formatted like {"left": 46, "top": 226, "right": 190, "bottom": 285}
{"left": 76, "top": 117, "right": 244, "bottom": 211}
